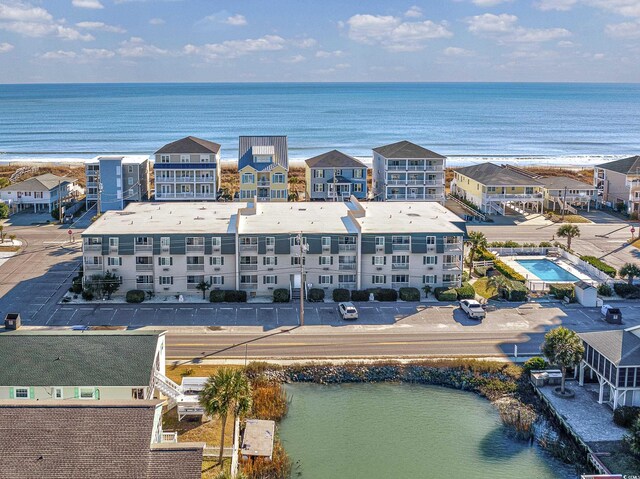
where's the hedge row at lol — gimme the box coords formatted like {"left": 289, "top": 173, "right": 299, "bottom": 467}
{"left": 614, "top": 283, "right": 640, "bottom": 299}
{"left": 126, "top": 290, "right": 145, "bottom": 303}
{"left": 580, "top": 255, "right": 617, "bottom": 278}
{"left": 493, "top": 259, "right": 526, "bottom": 283}
{"left": 456, "top": 282, "right": 475, "bottom": 299}
{"left": 273, "top": 288, "right": 290, "bottom": 303}
{"left": 209, "top": 290, "right": 247, "bottom": 303}
{"left": 549, "top": 283, "right": 575, "bottom": 301}
{"left": 399, "top": 287, "right": 420, "bottom": 301}
{"left": 434, "top": 287, "right": 458, "bottom": 301}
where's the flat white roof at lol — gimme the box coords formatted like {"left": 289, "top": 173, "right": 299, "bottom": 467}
{"left": 86, "top": 155, "right": 150, "bottom": 165}
{"left": 83, "top": 202, "right": 239, "bottom": 235}
{"left": 356, "top": 201, "right": 464, "bottom": 234}
{"left": 238, "top": 202, "right": 358, "bottom": 235}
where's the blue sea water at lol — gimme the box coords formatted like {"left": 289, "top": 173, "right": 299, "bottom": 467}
{"left": 0, "top": 82, "right": 639, "bottom": 163}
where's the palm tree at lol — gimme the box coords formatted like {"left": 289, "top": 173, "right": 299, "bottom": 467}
{"left": 556, "top": 224, "right": 580, "bottom": 250}
{"left": 488, "top": 275, "right": 512, "bottom": 299}
{"left": 199, "top": 369, "right": 252, "bottom": 464}
{"left": 620, "top": 263, "right": 640, "bottom": 285}
{"left": 288, "top": 175, "right": 303, "bottom": 201}
{"left": 196, "top": 279, "right": 211, "bottom": 300}
{"left": 541, "top": 327, "right": 584, "bottom": 395}
{"left": 466, "top": 231, "right": 488, "bottom": 273}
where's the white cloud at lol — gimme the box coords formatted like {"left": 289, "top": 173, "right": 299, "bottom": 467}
{"left": 0, "top": 41, "right": 13, "bottom": 53}
{"left": 0, "top": 2, "right": 93, "bottom": 40}
{"left": 72, "top": 0, "right": 104, "bottom": 9}
{"left": 404, "top": 6, "right": 422, "bottom": 18}
{"left": 291, "top": 38, "right": 317, "bottom": 48}
{"left": 606, "top": 20, "right": 640, "bottom": 38}
{"left": 535, "top": 0, "right": 577, "bottom": 11}
{"left": 117, "top": 37, "right": 168, "bottom": 58}
{"left": 224, "top": 14, "right": 246, "bottom": 26}
{"left": 472, "top": 0, "right": 512, "bottom": 6}
{"left": 40, "top": 49, "right": 77, "bottom": 60}
{"left": 443, "top": 46, "right": 474, "bottom": 56}
{"left": 315, "top": 49, "right": 344, "bottom": 58}
{"left": 184, "top": 35, "right": 287, "bottom": 61}
{"left": 282, "top": 54, "right": 305, "bottom": 63}
{"left": 588, "top": 0, "right": 640, "bottom": 18}
{"left": 346, "top": 13, "right": 452, "bottom": 52}
{"left": 149, "top": 18, "right": 164, "bottom": 25}
{"left": 557, "top": 40, "right": 577, "bottom": 47}
{"left": 467, "top": 13, "right": 571, "bottom": 42}
{"left": 76, "top": 21, "right": 126, "bottom": 33}
{"left": 40, "top": 47, "right": 115, "bottom": 61}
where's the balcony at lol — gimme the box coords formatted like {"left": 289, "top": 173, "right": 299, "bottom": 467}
{"left": 257, "top": 196, "right": 271, "bottom": 202}
{"left": 135, "top": 245, "right": 153, "bottom": 253}
{"left": 186, "top": 245, "right": 205, "bottom": 253}
{"left": 86, "top": 181, "right": 97, "bottom": 188}
{"left": 338, "top": 244, "right": 356, "bottom": 252}
{"left": 257, "top": 180, "right": 271, "bottom": 187}
{"left": 240, "top": 244, "right": 258, "bottom": 252}
{"left": 485, "top": 192, "right": 543, "bottom": 200}
{"left": 186, "top": 264, "right": 205, "bottom": 272}
{"left": 339, "top": 263, "right": 356, "bottom": 270}
{"left": 240, "top": 264, "right": 258, "bottom": 271}
{"left": 135, "top": 264, "right": 153, "bottom": 272}
{"left": 392, "top": 282, "right": 410, "bottom": 289}
{"left": 155, "top": 192, "right": 215, "bottom": 199}
{"left": 443, "top": 263, "right": 461, "bottom": 270}
{"left": 240, "top": 283, "right": 258, "bottom": 290}
{"left": 387, "top": 194, "right": 443, "bottom": 201}
{"left": 137, "top": 283, "right": 154, "bottom": 291}
{"left": 444, "top": 242, "right": 463, "bottom": 252}
{"left": 392, "top": 263, "right": 409, "bottom": 270}
{"left": 391, "top": 244, "right": 410, "bottom": 252}
{"left": 84, "top": 263, "right": 103, "bottom": 271}
{"left": 83, "top": 244, "right": 102, "bottom": 252}
{"left": 338, "top": 282, "right": 356, "bottom": 289}
{"left": 386, "top": 179, "right": 406, "bottom": 185}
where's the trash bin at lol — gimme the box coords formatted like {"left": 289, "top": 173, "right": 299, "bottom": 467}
{"left": 604, "top": 308, "right": 622, "bottom": 324}
{"left": 4, "top": 313, "right": 21, "bottom": 330}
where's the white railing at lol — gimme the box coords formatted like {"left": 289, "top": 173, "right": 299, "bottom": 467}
{"left": 134, "top": 245, "right": 153, "bottom": 253}
{"left": 387, "top": 179, "right": 406, "bottom": 185}
{"left": 136, "top": 283, "right": 154, "bottom": 291}
{"left": 489, "top": 247, "right": 556, "bottom": 256}
{"left": 161, "top": 431, "right": 178, "bottom": 443}
{"left": 392, "top": 263, "right": 409, "bottom": 269}
{"left": 392, "top": 244, "right": 410, "bottom": 251}
{"left": 84, "top": 263, "right": 103, "bottom": 270}
{"left": 136, "top": 264, "right": 153, "bottom": 271}
{"left": 240, "top": 244, "right": 258, "bottom": 252}
{"left": 186, "top": 245, "right": 205, "bottom": 253}
{"left": 443, "top": 263, "right": 461, "bottom": 270}
{"left": 83, "top": 244, "right": 102, "bottom": 251}
{"left": 186, "top": 264, "right": 205, "bottom": 271}
{"left": 156, "top": 192, "right": 215, "bottom": 199}
{"left": 392, "top": 282, "right": 409, "bottom": 289}
{"left": 257, "top": 181, "right": 270, "bottom": 186}
{"left": 444, "top": 243, "right": 463, "bottom": 252}
{"left": 387, "top": 194, "right": 443, "bottom": 200}
{"left": 338, "top": 283, "right": 356, "bottom": 289}
{"left": 339, "top": 244, "right": 356, "bottom": 252}
{"left": 240, "top": 283, "right": 258, "bottom": 290}
{"left": 339, "top": 263, "right": 356, "bottom": 270}
{"left": 486, "top": 193, "right": 543, "bottom": 200}
{"left": 240, "top": 264, "right": 258, "bottom": 271}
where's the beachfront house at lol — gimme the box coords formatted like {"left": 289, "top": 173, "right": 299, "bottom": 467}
{"left": 305, "top": 150, "right": 368, "bottom": 201}
{"left": 451, "top": 163, "right": 544, "bottom": 215}
{"left": 372, "top": 141, "right": 446, "bottom": 202}
{"left": 537, "top": 176, "right": 597, "bottom": 213}
{"left": 594, "top": 156, "right": 640, "bottom": 215}
{"left": 0, "top": 330, "right": 170, "bottom": 402}
{"left": 154, "top": 136, "right": 221, "bottom": 201}
{"left": 81, "top": 197, "right": 466, "bottom": 298}
{"left": 0, "top": 173, "right": 83, "bottom": 214}
{"left": 86, "top": 155, "right": 150, "bottom": 213}
{"left": 238, "top": 136, "right": 288, "bottom": 202}
{"left": 0, "top": 399, "right": 204, "bottom": 478}
{"left": 579, "top": 326, "right": 640, "bottom": 409}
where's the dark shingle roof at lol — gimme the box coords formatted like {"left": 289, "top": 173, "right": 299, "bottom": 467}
{"left": 0, "top": 173, "right": 76, "bottom": 193}
{"left": 305, "top": 150, "right": 367, "bottom": 169}
{"left": 537, "top": 176, "right": 596, "bottom": 191}
{"left": 155, "top": 136, "right": 221, "bottom": 154}
{"left": 596, "top": 156, "right": 640, "bottom": 175}
{"left": 580, "top": 329, "right": 640, "bottom": 366}
{"left": 0, "top": 331, "right": 162, "bottom": 386}
{"left": 0, "top": 400, "right": 204, "bottom": 479}
{"left": 373, "top": 141, "right": 445, "bottom": 159}
{"left": 238, "top": 136, "right": 288, "bottom": 171}
{"left": 455, "top": 163, "right": 543, "bottom": 186}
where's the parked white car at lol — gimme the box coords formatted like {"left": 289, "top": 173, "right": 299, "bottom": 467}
{"left": 459, "top": 299, "right": 486, "bottom": 320}
{"left": 338, "top": 302, "right": 359, "bottom": 320}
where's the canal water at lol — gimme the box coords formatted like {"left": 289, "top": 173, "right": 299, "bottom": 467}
{"left": 279, "top": 383, "right": 575, "bottom": 479}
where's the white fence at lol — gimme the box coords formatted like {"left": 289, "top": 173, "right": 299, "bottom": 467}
{"left": 489, "top": 247, "right": 558, "bottom": 256}
{"left": 559, "top": 250, "right": 614, "bottom": 284}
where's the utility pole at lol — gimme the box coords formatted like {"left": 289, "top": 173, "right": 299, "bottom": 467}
{"left": 561, "top": 186, "right": 567, "bottom": 222}
{"left": 96, "top": 170, "right": 102, "bottom": 215}
{"left": 57, "top": 179, "right": 61, "bottom": 223}
{"left": 298, "top": 232, "right": 308, "bottom": 326}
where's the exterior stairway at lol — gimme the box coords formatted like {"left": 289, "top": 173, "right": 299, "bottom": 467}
{"left": 154, "top": 371, "right": 183, "bottom": 407}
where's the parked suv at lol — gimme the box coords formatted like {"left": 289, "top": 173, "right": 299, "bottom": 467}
{"left": 338, "top": 302, "right": 358, "bottom": 320}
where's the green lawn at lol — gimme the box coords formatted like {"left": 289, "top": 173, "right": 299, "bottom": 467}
{"left": 472, "top": 277, "right": 497, "bottom": 299}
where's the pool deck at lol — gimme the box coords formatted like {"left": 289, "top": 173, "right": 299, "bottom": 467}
{"left": 502, "top": 255, "right": 596, "bottom": 285}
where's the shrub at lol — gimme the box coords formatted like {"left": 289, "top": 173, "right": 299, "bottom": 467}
{"left": 435, "top": 288, "right": 458, "bottom": 301}
{"left": 332, "top": 288, "right": 349, "bottom": 302}
{"left": 538, "top": 241, "right": 552, "bottom": 247}
{"left": 71, "top": 279, "right": 83, "bottom": 294}
{"left": 125, "top": 289, "right": 145, "bottom": 303}
{"left": 523, "top": 356, "right": 547, "bottom": 373}
{"left": 81, "top": 289, "right": 94, "bottom": 301}
{"left": 494, "top": 259, "right": 526, "bottom": 282}
{"left": 505, "top": 281, "right": 528, "bottom": 302}
{"left": 225, "top": 290, "right": 247, "bottom": 302}
{"left": 351, "top": 290, "right": 370, "bottom": 302}
{"left": 0, "top": 203, "right": 8, "bottom": 219}
{"left": 399, "top": 287, "right": 420, "bottom": 301}
{"left": 476, "top": 249, "right": 496, "bottom": 261}
{"left": 474, "top": 266, "right": 488, "bottom": 277}
{"left": 597, "top": 283, "right": 613, "bottom": 297}
{"left": 374, "top": 288, "right": 398, "bottom": 302}
{"left": 308, "top": 288, "right": 325, "bottom": 302}
{"left": 614, "top": 283, "right": 640, "bottom": 299}
{"left": 273, "top": 288, "right": 290, "bottom": 303}
{"left": 462, "top": 271, "right": 470, "bottom": 282}
{"left": 549, "top": 283, "right": 575, "bottom": 301}
{"left": 456, "top": 282, "right": 475, "bottom": 299}
{"left": 615, "top": 406, "right": 640, "bottom": 428}
{"left": 209, "top": 290, "right": 226, "bottom": 302}
{"left": 580, "top": 255, "right": 617, "bottom": 278}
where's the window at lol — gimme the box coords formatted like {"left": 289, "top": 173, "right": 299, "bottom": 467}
{"left": 392, "top": 235, "right": 410, "bottom": 245}
{"left": 372, "top": 275, "right": 386, "bottom": 284}
{"left": 211, "top": 275, "right": 224, "bottom": 285}
{"left": 373, "top": 256, "right": 386, "bottom": 266}
{"left": 109, "top": 237, "right": 118, "bottom": 248}
{"left": 132, "top": 388, "right": 145, "bottom": 400}
{"left": 291, "top": 256, "right": 306, "bottom": 265}
{"left": 322, "top": 237, "right": 331, "bottom": 248}
{"left": 313, "top": 183, "right": 325, "bottom": 192}
{"left": 271, "top": 189, "right": 287, "bottom": 199}
{"left": 392, "top": 274, "right": 409, "bottom": 284}
{"left": 339, "top": 274, "right": 356, "bottom": 283}
{"left": 126, "top": 177, "right": 133, "bottom": 187}
{"left": 353, "top": 184, "right": 363, "bottom": 192}
{"left": 79, "top": 388, "right": 95, "bottom": 399}
{"left": 334, "top": 169, "right": 342, "bottom": 176}
{"left": 423, "top": 256, "right": 437, "bottom": 265}
{"left": 443, "top": 274, "right": 460, "bottom": 283}
{"left": 392, "top": 255, "right": 409, "bottom": 265}
{"left": 160, "top": 155, "right": 170, "bottom": 163}
{"left": 242, "top": 173, "right": 255, "bottom": 184}
{"left": 135, "top": 237, "right": 151, "bottom": 246}
{"left": 84, "top": 256, "right": 102, "bottom": 265}
{"left": 444, "top": 255, "right": 460, "bottom": 265}
{"left": 181, "top": 155, "right": 189, "bottom": 163}
{"left": 240, "top": 237, "right": 258, "bottom": 246}
{"left": 426, "top": 236, "right": 436, "bottom": 246}
{"left": 210, "top": 256, "right": 224, "bottom": 266}
{"left": 200, "top": 155, "right": 209, "bottom": 163}
{"left": 253, "top": 155, "right": 272, "bottom": 163}
{"left": 290, "top": 236, "right": 307, "bottom": 247}
{"left": 187, "top": 275, "right": 204, "bottom": 285}
{"left": 273, "top": 173, "right": 285, "bottom": 184}
{"left": 266, "top": 237, "right": 275, "bottom": 247}
{"left": 15, "top": 387, "right": 29, "bottom": 399}
{"left": 375, "top": 236, "right": 385, "bottom": 247}
{"left": 354, "top": 169, "right": 363, "bottom": 179}
{"left": 212, "top": 237, "right": 222, "bottom": 248}
{"left": 263, "top": 275, "right": 277, "bottom": 284}
{"left": 319, "top": 275, "right": 332, "bottom": 285}
{"left": 136, "top": 275, "right": 153, "bottom": 284}
{"left": 314, "top": 169, "right": 324, "bottom": 178}
{"left": 187, "top": 256, "right": 205, "bottom": 265}
{"left": 85, "top": 237, "right": 102, "bottom": 245}
{"left": 128, "top": 165, "right": 134, "bottom": 173}
{"left": 423, "top": 275, "right": 437, "bottom": 284}
{"left": 107, "top": 257, "right": 122, "bottom": 266}
{"left": 135, "top": 256, "right": 152, "bottom": 265}
{"left": 186, "top": 237, "right": 205, "bottom": 247}
{"left": 159, "top": 276, "right": 174, "bottom": 285}
{"left": 160, "top": 237, "right": 170, "bottom": 250}
{"left": 319, "top": 256, "right": 332, "bottom": 265}
{"left": 263, "top": 256, "right": 277, "bottom": 266}
{"left": 240, "top": 275, "right": 258, "bottom": 284}
{"left": 158, "top": 256, "right": 173, "bottom": 266}
{"left": 240, "top": 256, "right": 258, "bottom": 265}
{"left": 54, "top": 387, "right": 63, "bottom": 399}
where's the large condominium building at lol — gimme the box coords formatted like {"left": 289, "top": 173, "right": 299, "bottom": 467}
{"left": 238, "top": 136, "right": 288, "bottom": 202}
{"left": 154, "top": 136, "right": 221, "bottom": 201}
{"left": 86, "top": 155, "right": 150, "bottom": 213}
{"left": 81, "top": 199, "right": 466, "bottom": 298}
{"left": 305, "top": 150, "right": 368, "bottom": 201}
{"left": 594, "top": 156, "right": 640, "bottom": 214}
{"left": 372, "top": 141, "right": 446, "bottom": 202}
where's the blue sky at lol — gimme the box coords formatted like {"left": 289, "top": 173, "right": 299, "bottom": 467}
{"left": 1, "top": 0, "right": 640, "bottom": 82}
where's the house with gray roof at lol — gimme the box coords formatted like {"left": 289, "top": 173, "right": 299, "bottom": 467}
{"left": 238, "top": 136, "right": 289, "bottom": 202}
{"left": 305, "top": 150, "right": 368, "bottom": 201}
{"left": 594, "top": 156, "right": 640, "bottom": 214}
{"left": 154, "top": 136, "right": 221, "bottom": 201}
{"left": 451, "top": 163, "right": 544, "bottom": 215}
{"left": 372, "top": 140, "right": 446, "bottom": 202}
{"left": 0, "top": 330, "right": 169, "bottom": 402}
{"left": 537, "top": 176, "right": 596, "bottom": 212}
{"left": 0, "top": 399, "right": 204, "bottom": 478}
{"left": 0, "top": 173, "right": 83, "bottom": 214}
{"left": 579, "top": 325, "right": 640, "bottom": 409}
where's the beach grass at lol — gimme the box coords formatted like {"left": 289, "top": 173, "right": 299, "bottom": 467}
{"left": 546, "top": 213, "right": 591, "bottom": 223}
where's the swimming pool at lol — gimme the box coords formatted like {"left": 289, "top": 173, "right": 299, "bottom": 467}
{"left": 515, "top": 259, "right": 580, "bottom": 282}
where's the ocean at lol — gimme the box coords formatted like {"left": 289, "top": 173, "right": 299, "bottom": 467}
{"left": 0, "top": 82, "right": 639, "bottom": 166}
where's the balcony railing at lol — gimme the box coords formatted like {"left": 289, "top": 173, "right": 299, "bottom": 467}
{"left": 240, "top": 264, "right": 258, "bottom": 271}
{"left": 339, "top": 263, "right": 356, "bottom": 270}
{"left": 338, "top": 282, "right": 356, "bottom": 289}
{"left": 387, "top": 194, "right": 443, "bottom": 201}
{"left": 134, "top": 245, "right": 153, "bottom": 253}
{"left": 257, "top": 180, "right": 270, "bottom": 186}
{"left": 391, "top": 244, "right": 410, "bottom": 251}
{"left": 392, "top": 263, "right": 409, "bottom": 270}
{"left": 137, "top": 283, "right": 154, "bottom": 291}
{"left": 338, "top": 244, "right": 356, "bottom": 252}
{"left": 257, "top": 196, "right": 271, "bottom": 202}
{"left": 392, "top": 282, "right": 410, "bottom": 289}
{"left": 387, "top": 179, "right": 406, "bottom": 185}
{"left": 160, "top": 432, "right": 178, "bottom": 443}
{"left": 443, "top": 263, "right": 461, "bottom": 270}
{"left": 135, "top": 264, "right": 153, "bottom": 272}
{"left": 485, "top": 193, "right": 543, "bottom": 200}
{"left": 84, "top": 263, "right": 103, "bottom": 270}
{"left": 186, "top": 245, "right": 205, "bottom": 253}
{"left": 240, "top": 283, "right": 258, "bottom": 290}
{"left": 239, "top": 244, "right": 258, "bottom": 252}
{"left": 156, "top": 192, "right": 215, "bottom": 199}
{"left": 186, "top": 264, "right": 205, "bottom": 272}
{"left": 83, "top": 244, "right": 102, "bottom": 251}
{"left": 444, "top": 243, "right": 463, "bottom": 252}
